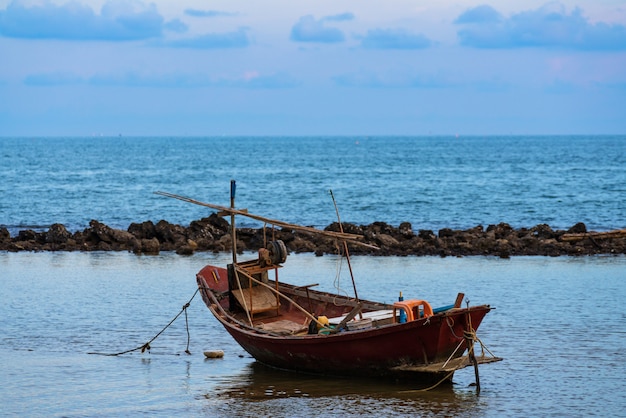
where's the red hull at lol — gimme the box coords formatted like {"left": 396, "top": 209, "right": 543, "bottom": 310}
{"left": 197, "top": 264, "right": 494, "bottom": 382}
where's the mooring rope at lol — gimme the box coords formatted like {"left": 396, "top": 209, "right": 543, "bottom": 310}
{"left": 88, "top": 288, "right": 200, "bottom": 356}
{"left": 399, "top": 370, "right": 456, "bottom": 393}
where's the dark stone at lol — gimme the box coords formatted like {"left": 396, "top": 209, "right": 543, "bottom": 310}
{"left": 176, "top": 245, "right": 195, "bottom": 255}
{"left": 398, "top": 222, "right": 414, "bottom": 237}
{"left": 140, "top": 238, "right": 160, "bottom": 254}
{"left": 418, "top": 229, "right": 436, "bottom": 240}
{"left": 0, "top": 227, "right": 10, "bottom": 243}
{"left": 17, "top": 229, "right": 38, "bottom": 242}
{"left": 128, "top": 221, "right": 157, "bottom": 240}
{"left": 567, "top": 222, "right": 587, "bottom": 234}
{"left": 155, "top": 220, "right": 186, "bottom": 244}
{"left": 530, "top": 224, "right": 555, "bottom": 239}
{"left": 46, "top": 224, "right": 71, "bottom": 244}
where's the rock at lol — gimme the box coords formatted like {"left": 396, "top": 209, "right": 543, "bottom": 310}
{"left": 189, "top": 214, "right": 229, "bottom": 238}
{"left": 567, "top": 222, "right": 587, "bottom": 234}
{"left": 97, "top": 241, "right": 112, "bottom": 251}
{"left": 176, "top": 239, "right": 198, "bottom": 255}
{"left": 89, "top": 220, "right": 112, "bottom": 243}
{"left": 176, "top": 245, "right": 195, "bottom": 255}
{"left": 110, "top": 228, "right": 135, "bottom": 244}
{"left": 86, "top": 220, "right": 135, "bottom": 249}
{"left": 530, "top": 224, "right": 555, "bottom": 239}
{"left": 398, "top": 222, "right": 414, "bottom": 238}
{"left": 140, "top": 238, "right": 160, "bottom": 254}
{"left": 0, "top": 227, "right": 10, "bottom": 243}
{"left": 45, "top": 224, "right": 71, "bottom": 244}
{"left": 289, "top": 236, "right": 318, "bottom": 253}
{"left": 128, "top": 221, "right": 157, "bottom": 240}
{"left": 374, "top": 233, "right": 399, "bottom": 248}
{"left": 204, "top": 350, "right": 224, "bottom": 358}
{"left": 155, "top": 220, "right": 186, "bottom": 243}
{"left": 487, "top": 223, "right": 514, "bottom": 239}
{"left": 438, "top": 228, "right": 456, "bottom": 239}
{"left": 418, "top": 229, "right": 436, "bottom": 240}
{"left": 17, "top": 229, "right": 39, "bottom": 242}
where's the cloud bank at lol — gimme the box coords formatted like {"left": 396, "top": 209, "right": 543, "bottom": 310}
{"left": 0, "top": 0, "right": 166, "bottom": 41}
{"left": 455, "top": 3, "right": 626, "bottom": 50}
{"left": 290, "top": 13, "right": 354, "bottom": 43}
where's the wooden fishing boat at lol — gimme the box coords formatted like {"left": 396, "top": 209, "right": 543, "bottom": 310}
{"left": 158, "top": 186, "right": 501, "bottom": 386}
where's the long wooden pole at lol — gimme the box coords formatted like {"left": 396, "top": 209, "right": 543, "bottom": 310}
{"left": 154, "top": 191, "right": 378, "bottom": 249}
{"left": 465, "top": 310, "right": 481, "bottom": 395}
{"left": 230, "top": 180, "right": 237, "bottom": 263}
{"left": 561, "top": 228, "right": 626, "bottom": 242}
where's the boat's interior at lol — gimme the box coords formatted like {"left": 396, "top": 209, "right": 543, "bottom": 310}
{"left": 200, "top": 251, "right": 462, "bottom": 336}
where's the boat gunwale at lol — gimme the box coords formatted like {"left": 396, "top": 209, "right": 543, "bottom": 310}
{"left": 198, "top": 272, "right": 493, "bottom": 342}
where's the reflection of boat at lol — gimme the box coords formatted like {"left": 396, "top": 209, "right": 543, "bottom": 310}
{"left": 213, "top": 362, "right": 447, "bottom": 400}
{"left": 158, "top": 185, "right": 501, "bottom": 386}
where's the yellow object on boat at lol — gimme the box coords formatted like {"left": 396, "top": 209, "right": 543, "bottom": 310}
{"left": 317, "top": 316, "right": 329, "bottom": 329}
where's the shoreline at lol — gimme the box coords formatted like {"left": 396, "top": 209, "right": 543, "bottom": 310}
{"left": 1, "top": 214, "right": 624, "bottom": 257}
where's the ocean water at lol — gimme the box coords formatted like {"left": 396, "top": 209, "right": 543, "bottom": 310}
{"left": 1, "top": 135, "right": 624, "bottom": 234}
{"left": 1, "top": 252, "right": 625, "bottom": 417}
{"left": 1, "top": 136, "right": 625, "bottom": 417}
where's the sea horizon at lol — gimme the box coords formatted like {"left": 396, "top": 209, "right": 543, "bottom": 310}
{"left": 1, "top": 135, "right": 624, "bottom": 236}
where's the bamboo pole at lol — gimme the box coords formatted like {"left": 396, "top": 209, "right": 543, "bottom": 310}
{"left": 154, "top": 191, "right": 379, "bottom": 250}
{"left": 233, "top": 268, "right": 253, "bottom": 327}
{"left": 561, "top": 228, "right": 626, "bottom": 242}
{"left": 230, "top": 180, "right": 238, "bottom": 263}
{"left": 465, "top": 309, "right": 480, "bottom": 395}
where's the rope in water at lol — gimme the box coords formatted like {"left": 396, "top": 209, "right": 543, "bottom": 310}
{"left": 399, "top": 370, "right": 457, "bottom": 393}
{"left": 88, "top": 288, "right": 199, "bottom": 356}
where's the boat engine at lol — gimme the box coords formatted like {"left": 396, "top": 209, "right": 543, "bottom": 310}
{"left": 259, "top": 240, "right": 288, "bottom": 266}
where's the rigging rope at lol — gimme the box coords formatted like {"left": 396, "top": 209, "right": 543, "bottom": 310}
{"left": 88, "top": 288, "right": 200, "bottom": 357}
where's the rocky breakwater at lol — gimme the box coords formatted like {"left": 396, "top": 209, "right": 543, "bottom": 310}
{"left": 1, "top": 215, "right": 624, "bottom": 257}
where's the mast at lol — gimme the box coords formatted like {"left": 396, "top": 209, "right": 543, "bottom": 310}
{"left": 230, "top": 180, "right": 237, "bottom": 263}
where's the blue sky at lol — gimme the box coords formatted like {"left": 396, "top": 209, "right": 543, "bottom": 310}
{"left": 1, "top": 0, "right": 625, "bottom": 136}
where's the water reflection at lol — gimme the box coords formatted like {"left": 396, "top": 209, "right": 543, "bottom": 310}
{"left": 203, "top": 362, "right": 484, "bottom": 417}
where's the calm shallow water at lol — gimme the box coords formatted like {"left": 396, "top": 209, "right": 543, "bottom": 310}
{"left": 1, "top": 252, "right": 625, "bottom": 417}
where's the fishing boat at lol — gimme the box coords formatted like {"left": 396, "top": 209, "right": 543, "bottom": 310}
{"left": 158, "top": 185, "right": 501, "bottom": 387}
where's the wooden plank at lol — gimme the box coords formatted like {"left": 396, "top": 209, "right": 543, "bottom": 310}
{"left": 327, "top": 309, "right": 394, "bottom": 325}
{"left": 332, "top": 303, "right": 363, "bottom": 332}
{"left": 232, "top": 286, "right": 279, "bottom": 314}
{"left": 239, "top": 262, "right": 281, "bottom": 275}
{"left": 454, "top": 292, "right": 465, "bottom": 308}
{"left": 391, "top": 355, "right": 502, "bottom": 373}
{"left": 561, "top": 228, "right": 626, "bottom": 241}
